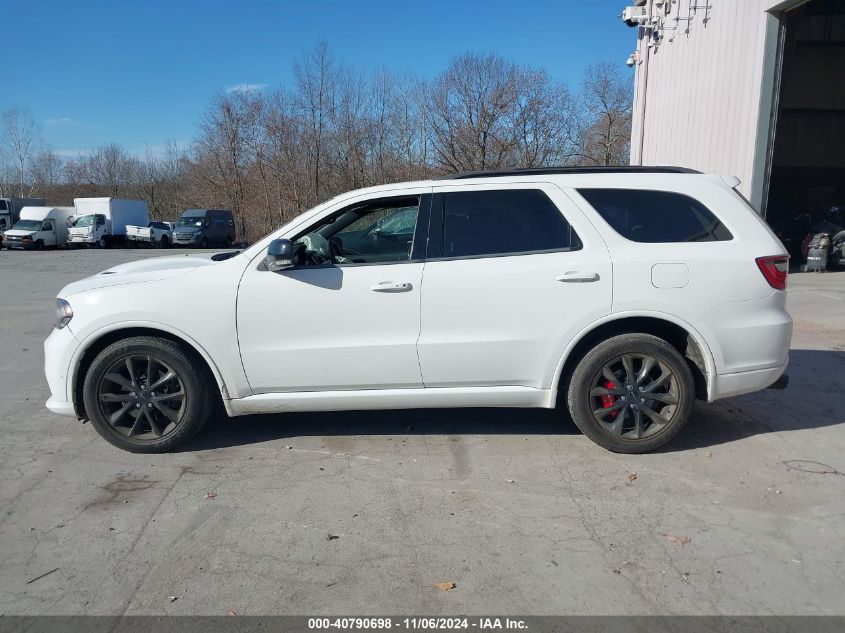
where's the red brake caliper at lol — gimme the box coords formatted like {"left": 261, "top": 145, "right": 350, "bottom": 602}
{"left": 601, "top": 381, "right": 619, "bottom": 418}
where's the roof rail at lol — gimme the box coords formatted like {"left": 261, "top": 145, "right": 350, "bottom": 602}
{"left": 438, "top": 166, "right": 702, "bottom": 180}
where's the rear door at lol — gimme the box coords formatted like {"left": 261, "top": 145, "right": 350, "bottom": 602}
{"left": 417, "top": 182, "right": 613, "bottom": 389}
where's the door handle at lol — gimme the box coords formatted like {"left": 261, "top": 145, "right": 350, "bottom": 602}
{"left": 370, "top": 281, "right": 413, "bottom": 292}
{"left": 557, "top": 271, "right": 600, "bottom": 283}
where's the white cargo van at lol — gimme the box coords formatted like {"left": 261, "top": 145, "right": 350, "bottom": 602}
{"left": 2, "top": 206, "right": 75, "bottom": 250}
{"left": 0, "top": 197, "right": 46, "bottom": 233}
{"left": 68, "top": 198, "right": 149, "bottom": 248}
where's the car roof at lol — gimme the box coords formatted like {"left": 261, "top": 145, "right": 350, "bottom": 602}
{"left": 338, "top": 167, "right": 725, "bottom": 200}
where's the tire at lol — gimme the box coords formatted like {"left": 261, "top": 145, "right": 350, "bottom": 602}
{"left": 34, "top": 240, "right": 44, "bottom": 251}
{"left": 98, "top": 236, "right": 108, "bottom": 249}
{"left": 82, "top": 336, "right": 214, "bottom": 453}
{"left": 159, "top": 235, "right": 169, "bottom": 249}
{"left": 566, "top": 333, "right": 695, "bottom": 454}
{"left": 201, "top": 237, "right": 209, "bottom": 249}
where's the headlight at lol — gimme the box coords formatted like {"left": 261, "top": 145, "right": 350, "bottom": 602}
{"left": 55, "top": 299, "right": 73, "bottom": 329}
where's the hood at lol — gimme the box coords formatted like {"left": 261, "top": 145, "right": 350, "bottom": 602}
{"left": 3, "top": 229, "right": 35, "bottom": 237}
{"left": 59, "top": 253, "right": 221, "bottom": 295}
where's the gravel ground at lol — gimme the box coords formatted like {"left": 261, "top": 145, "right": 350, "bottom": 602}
{"left": 0, "top": 249, "right": 843, "bottom": 615}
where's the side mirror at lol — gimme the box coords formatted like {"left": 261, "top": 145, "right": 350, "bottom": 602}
{"left": 264, "top": 238, "right": 295, "bottom": 272}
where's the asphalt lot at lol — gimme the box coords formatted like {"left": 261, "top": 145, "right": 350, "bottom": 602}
{"left": 0, "top": 248, "right": 843, "bottom": 615}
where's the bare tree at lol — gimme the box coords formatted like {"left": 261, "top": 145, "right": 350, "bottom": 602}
{"left": 30, "top": 148, "right": 62, "bottom": 191}
{"left": 2, "top": 107, "right": 41, "bottom": 196}
{"left": 194, "top": 92, "right": 252, "bottom": 239}
{"left": 429, "top": 53, "right": 521, "bottom": 173}
{"left": 84, "top": 143, "right": 140, "bottom": 197}
{"left": 295, "top": 41, "right": 337, "bottom": 204}
{"left": 573, "top": 62, "right": 632, "bottom": 166}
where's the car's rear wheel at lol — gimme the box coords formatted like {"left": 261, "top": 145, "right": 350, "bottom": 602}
{"left": 566, "top": 333, "right": 694, "bottom": 453}
{"left": 82, "top": 336, "right": 213, "bottom": 453}
{"left": 159, "top": 235, "right": 169, "bottom": 249}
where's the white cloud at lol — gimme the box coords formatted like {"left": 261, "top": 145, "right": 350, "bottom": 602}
{"left": 225, "top": 83, "right": 268, "bottom": 94}
{"left": 53, "top": 149, "right": 90, "bottom": 158}
{"left": 44, "top": 117, "right": 99, "bottom": 128}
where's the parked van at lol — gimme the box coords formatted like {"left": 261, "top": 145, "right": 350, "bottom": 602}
{"left": 2, "top": 206, "right": 75, "bottom": 250}
{"left": 172, "top": 209, "right": 235, "bottom": 248}
{"left": 0, "top": 197, "right": 46, "bottom": 233}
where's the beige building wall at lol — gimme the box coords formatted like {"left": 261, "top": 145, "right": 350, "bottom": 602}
{"left": 629, "top": 0, "right": 802, "bottom": 211}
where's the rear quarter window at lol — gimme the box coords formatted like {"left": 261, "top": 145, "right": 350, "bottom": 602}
{"left": 578, "top": 189, "right": 733, "bottom": 243}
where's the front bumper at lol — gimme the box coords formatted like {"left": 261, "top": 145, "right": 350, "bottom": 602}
{"left": 2, "top": 236, "right": 34, "bottom": 249}
{"left": 68, "top": 235, "right": 96, "bottom": 244}
{"left": 44, "top": 325, "right": 82, "bottom": 418}
{"left": 173, "top": 233, "right": 202, "bottom": 245}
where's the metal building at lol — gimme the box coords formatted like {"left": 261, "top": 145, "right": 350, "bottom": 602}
{"left": 627, "top": 0, "right": 844, "bottom": 257}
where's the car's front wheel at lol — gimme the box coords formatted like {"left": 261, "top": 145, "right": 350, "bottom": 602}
{"left": 566, "top": 333, "right": 695, "bottom": 453}
{"left": 82, "top": 336, "right": 214, "bottom": 452}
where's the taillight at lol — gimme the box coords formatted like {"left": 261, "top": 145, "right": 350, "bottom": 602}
{"left": 756, "top": 255, "right": 789, "bottom": 290}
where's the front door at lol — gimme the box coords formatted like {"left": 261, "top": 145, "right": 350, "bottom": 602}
{"left": 237, "top": 191, "right": 430, "bottom": 394}
{"left": 417, "top": 183, "right": 613, "bottom": 389}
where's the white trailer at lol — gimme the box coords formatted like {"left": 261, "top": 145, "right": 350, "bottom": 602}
{"left": 68, "top": 198, "right": 149, "bottom": 248}
{"left": 1, "top": 206, "right": 75, "bottom": 250}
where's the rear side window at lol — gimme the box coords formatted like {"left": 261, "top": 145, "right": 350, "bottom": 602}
{"left": 441, "top": 189, "right": 581, "bottom": 258}
{"left": 578, "top": 189, "right": 733, "bottom": 243}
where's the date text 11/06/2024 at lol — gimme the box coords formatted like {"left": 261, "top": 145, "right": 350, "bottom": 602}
{"left": 308, "top": 618, "right": 528, "bottom": 630}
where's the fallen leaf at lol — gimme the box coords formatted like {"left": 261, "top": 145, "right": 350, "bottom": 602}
{"left": 433, "top": 581, "right": 456, "bottom": 591}
{"left": 204, "top": 493, "right": 217, "bottom": 500}
{"left": 666, "top": 534, "right": 691, "bottom": 546}
{"left": 505, "top": 479, "right": 514, "bottom": 484}
{"left": 705, "top": 452, "right": 713, "bottom": 458}
{"left": 326, "top": 533, "right": 340, "bottom": 541}
{"left": 228, "top": 608, "right": 237, "bottom": 616}
{"left": 627, "top": 472, "right": 637, "bottom": 482}
{"left": 169, "top": 596, "right": 178, "bottom": 602}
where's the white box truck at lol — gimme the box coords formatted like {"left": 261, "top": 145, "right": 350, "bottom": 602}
{"left": 1, "top": 206, "right": 75, "bottom": 250}
{"left": 68, "top": 198, "right": 149, "bottom": 248}
{"left": 0, "top": 197, "right": 46, "bottom": 233}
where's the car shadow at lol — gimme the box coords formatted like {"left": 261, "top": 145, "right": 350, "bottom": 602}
{"left": 183, "top": 349, "right": 845, "bottom": 453}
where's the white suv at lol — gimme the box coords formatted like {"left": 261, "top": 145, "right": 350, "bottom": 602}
{"left": 44, "top": 167, "right": 792, "bottom": 454}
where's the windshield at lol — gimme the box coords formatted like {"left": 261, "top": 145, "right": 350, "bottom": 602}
{"left": 177, "top": 216, "right": 203, "bottom": 228}
{"left": 12, "top": 219, "right": 41, "bottom": 231}
{"left": 73, "top": 215, "right": 98, "bottom": 227}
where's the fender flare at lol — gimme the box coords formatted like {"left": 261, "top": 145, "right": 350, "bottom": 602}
{"left": 68, "top": 320, "right": 232, "bottom": 409}
{"left": 548, "top": 310, "right": 718, "bottom": 406}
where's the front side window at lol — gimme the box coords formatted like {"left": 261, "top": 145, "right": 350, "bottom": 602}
{"left": 440, "top": 189, "right": 580, "bottom": 258}
{"left": 42, "top": 221, "right": 53, "bottom": 231}
{"left": 578, "top": 189, "right": 733, "bottom": 243}
{"left": 293, "top": 197, "right": 420, "bottom": 266}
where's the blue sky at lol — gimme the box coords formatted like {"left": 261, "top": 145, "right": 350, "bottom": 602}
{"left": 3, "top": 0, "right": 636, "bottom": 158}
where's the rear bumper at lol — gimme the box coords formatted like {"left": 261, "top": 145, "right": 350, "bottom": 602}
{"left": 710, "top": 361, "right": 788, "bottom": 401}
